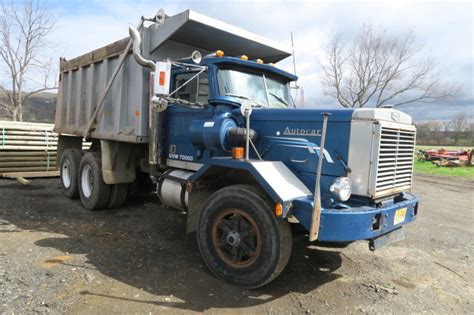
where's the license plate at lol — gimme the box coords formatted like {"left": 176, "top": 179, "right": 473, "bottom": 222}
{"left": 394, "top": 207, "right": 407, "bottom": 225}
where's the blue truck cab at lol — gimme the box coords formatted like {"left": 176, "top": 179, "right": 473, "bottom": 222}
{"left": 156, "top": 53, "right": 419, "bottom": 286}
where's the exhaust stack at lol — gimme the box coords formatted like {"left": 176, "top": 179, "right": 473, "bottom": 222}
{"left": 129, "top": 25, "right": 156, "bottom": 71}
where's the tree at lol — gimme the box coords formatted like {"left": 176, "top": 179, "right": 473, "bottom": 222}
{"left": 319, "top": 24, "right": 460, "bottom": 108}
{"left": 416, "top": 120, "right": 444, "bottom": 145}
{"left": 442, "top": 120, "right": 451, "bottom": 144}
{"left": 0, "top": 0, "right": 56, "bottom": 121}
{"left": 450, "top": 112, "right": 468, "bottom": 145}
{"left": 415, "top": 122, "right": 430, "bottom": 145}
{"left": 426, "top": 120, "right": 443, "bottom": 144}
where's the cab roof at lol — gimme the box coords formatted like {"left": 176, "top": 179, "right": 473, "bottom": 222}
{"left": 191, "top": 56, "right": 298, "bottom": 82}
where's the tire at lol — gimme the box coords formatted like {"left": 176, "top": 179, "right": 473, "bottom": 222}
{"left": 78, "top": 152, "right": 111, "bottom": 210}
{"left": 60, "top": 149, "right": 82, "bottom": 198}
{"left": 197, "top": 184, "right": 292, "bottom": 289}
{"left": 106, "top": 184, "right": 128, "bottom": 209}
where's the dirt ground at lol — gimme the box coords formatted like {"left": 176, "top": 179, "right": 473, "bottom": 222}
{"left": 0, "top": 174, "right": 472, "bottom": 314}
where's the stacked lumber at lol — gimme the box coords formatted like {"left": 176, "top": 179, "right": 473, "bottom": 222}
{"left": 0, "top": 121, "right": 87, "bottom": 177}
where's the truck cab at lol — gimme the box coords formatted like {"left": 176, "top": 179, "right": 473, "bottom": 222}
{"left": 161, "top": 53, "right": 418, "bottom": 283}
{"left": 165, "top": 56, "right": 296, "bottom": 165}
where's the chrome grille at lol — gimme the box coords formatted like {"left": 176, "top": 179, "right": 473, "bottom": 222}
{"left": 375, "top": 126, "right": 416, "bottom": 194}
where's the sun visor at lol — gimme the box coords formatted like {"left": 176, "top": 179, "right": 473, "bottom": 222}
{"left": 148, "top": 10, "right": 292, "bottom": 63}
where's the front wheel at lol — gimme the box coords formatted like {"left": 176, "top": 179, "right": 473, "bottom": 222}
{"left": 197, "top": 185, "right": 292, "bottom": 289}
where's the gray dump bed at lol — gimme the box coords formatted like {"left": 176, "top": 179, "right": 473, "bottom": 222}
{"left": 54, "top": 9, "right": 291, "bottom": 143}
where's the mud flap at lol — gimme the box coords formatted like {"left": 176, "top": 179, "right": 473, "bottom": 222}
{"left": 368, "top": 228, "right": 405, "bottom": 251}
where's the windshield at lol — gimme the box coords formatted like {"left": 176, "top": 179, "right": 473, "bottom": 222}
{"left": 217, "top": 69, "right": 294, "bottom": 108}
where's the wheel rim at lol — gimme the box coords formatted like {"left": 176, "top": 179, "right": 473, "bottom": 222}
{"left": 61, "top": 159, "right": 71, "bottom": 188}
{"left": 81, "top": 164, "right": 93, "bottom": 198}
{"left": 211, "top": 208, "right": 262, "bottom": 268}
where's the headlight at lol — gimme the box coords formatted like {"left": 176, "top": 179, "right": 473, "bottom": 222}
{"left": 329, "top": 177, "right": 352, "bottom": 201}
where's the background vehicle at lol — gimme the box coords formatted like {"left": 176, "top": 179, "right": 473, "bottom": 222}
{"left": 54, "top": 9, "right": 419, "bottom": 288}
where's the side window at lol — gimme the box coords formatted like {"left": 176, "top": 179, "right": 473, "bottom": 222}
{"left": 174, "top": 72, "right": 209, "bottom": 104}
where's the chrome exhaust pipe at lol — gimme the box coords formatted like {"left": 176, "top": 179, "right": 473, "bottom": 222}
{"left": 129, "top": 25, "right": 156, "bottom": 71}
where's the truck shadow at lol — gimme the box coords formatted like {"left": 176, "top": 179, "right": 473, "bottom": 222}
{"left": 1, "top": 179, "right": 343, "bottom": 312}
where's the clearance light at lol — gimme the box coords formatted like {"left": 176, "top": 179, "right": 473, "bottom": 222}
{"left": 216, "top": 50, "right": 224, "bottom": 57}
{"left": 232, "top": 147, "right": 244, "bottom": 159}
{"left": 256, "top": 59, "right": 264, "bottom": 64}
{"left": 269, "top": 63, "right": 275, "bottom": 67}
{"left": 240, "top": 55, "right": 249, "bottom": 61}
{"left": 275, "top": 203, "right": 283, "bottom": 217}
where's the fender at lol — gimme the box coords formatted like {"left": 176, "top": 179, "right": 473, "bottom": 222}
{"left": 191, "top": 157, "right": 312, "bottom": 217}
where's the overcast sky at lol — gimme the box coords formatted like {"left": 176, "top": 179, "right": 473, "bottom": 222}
{"left": 45, "top": 0, "right": 473, "bottom": 121}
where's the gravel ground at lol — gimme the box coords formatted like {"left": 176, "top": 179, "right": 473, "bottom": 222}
{"left": 0, "top": 174, "right": 473, "bottom": 314}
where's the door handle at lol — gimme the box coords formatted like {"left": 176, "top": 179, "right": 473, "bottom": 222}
{"left": 290, "top": 158, "right": 309, "bottom": 163}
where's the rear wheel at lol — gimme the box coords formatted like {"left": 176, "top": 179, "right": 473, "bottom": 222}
{"left": 60, "top": 149, "right": 82, "bottom": 198}
{"left": 197, "top": 185, "right": 292, "bottom": 288}
{"left": 107, "top": 184, "right": 128, "bottom": 209}
{"left": 78, "top": 152, "right": 110, "bottom": 210}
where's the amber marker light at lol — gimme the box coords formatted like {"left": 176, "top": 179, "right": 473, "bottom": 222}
{"left": 275, "top": 203, "right": 283, "bottom": 217}
{"left": 216, "top": 50, "right": 224, "bottom": 57}
{"left": 232, "top": 147, "right": 244, "bottom": 159}
{"left": 256, "top": 59, "right": 264, "bottom": 64}
{"left": 240, "top": 55, "right": 249, "bottom": 61}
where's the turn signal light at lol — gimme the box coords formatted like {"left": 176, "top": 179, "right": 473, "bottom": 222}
{"left": 232, "top": 147, "right": 244, "bottom": 159}
{"left": 275, "top": 203, "right": 283, "bottom": 217}
{"left": 216, "top": 50, "right": 224, "bottom": 57}
{"left": 240, "top": 55, "right": 249, "bottom": 61}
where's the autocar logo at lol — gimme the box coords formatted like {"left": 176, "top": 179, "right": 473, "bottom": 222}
{"left": 283, "top": 127, "right": 321, "bottom": 137}
{"left": 391, "top": 111, "right": 400, "bottom": 121}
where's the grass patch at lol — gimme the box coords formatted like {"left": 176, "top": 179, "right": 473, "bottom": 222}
{"left": 414, "top": 159, "right": 474, "bottom": 179}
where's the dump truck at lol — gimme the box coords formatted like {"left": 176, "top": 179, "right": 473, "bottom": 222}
{"left": 54, "top": 9, "right": 419, "bottom": 288}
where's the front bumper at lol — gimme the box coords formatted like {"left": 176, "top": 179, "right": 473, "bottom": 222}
{"left": 292, "top": 192, "right": 418, "bottom": 242}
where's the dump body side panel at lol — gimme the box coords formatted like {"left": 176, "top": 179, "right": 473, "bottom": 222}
{"left": 54, "top": 52, "right": 150, "bottom": 143}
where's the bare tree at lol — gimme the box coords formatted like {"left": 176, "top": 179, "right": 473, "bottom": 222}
{"left": 0, "top": 0, "right": 56, "bottom": 121}
{"left": 426, "top": 120, "right": 443, "bottom": 144}
{"left": 319, "top": 24, "right": 460, "bottom": 108}
{"left": 450, "top": 112, "right": 468, "bottom": 145}
{"left": 416, "top": 120, "right": 445, "bottom": 145}
{"left": 415, "top": 122, "right": 430, "bottom": 145}
{"left": 442, "top": 120, "right": 452, "bottom": 144}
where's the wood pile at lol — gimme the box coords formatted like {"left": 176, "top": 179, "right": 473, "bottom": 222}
{"left": 0, "top": 120, "right": 87, "bottom": 177}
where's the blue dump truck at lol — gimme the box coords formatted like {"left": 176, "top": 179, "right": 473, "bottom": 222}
{"left": 54, "top": 9, "right": 419, "bottom": 288}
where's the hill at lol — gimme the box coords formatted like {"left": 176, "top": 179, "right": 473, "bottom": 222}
{"left": 0, "top": 92, "right": 56, "bottom": 123}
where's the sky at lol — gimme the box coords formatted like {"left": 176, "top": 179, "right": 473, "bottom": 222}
{"left": 41, "top": 0, "right": 474, "bottom": 121}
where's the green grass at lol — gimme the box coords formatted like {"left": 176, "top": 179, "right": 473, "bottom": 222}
{"left": 414, "top": 159, "right": 474, "bottom": 179}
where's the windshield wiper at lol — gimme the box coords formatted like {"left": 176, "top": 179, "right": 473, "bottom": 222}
{"left": 225, "top": 93, "right": 264, "bottom": 107}
{"left": 269, "top": 92, "right": 290, "bottom": 108}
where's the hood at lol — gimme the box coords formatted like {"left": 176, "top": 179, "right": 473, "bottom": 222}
{"left": 249, "top": 108, "right": 355, "bottom": 122}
